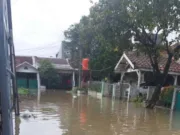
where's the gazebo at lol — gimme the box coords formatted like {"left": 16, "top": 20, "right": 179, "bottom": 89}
{"left": 114, "top": 51, "right": 180, "bottom": 110}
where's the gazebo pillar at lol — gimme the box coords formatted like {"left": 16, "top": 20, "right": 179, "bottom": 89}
{"left": 136, "top": 70, "right": 141, "bottom": 88}
{"left": 119, "top": 72, "right": 125, "bottom": 98}
{"left": 120, "top": 72, "right": 125, "bottom": 84}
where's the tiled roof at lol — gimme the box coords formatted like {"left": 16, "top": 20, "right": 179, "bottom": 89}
{"left": 16, "top": 56, "right": 70, "bottom": 68}
{"left": 35, "top": 57, "right": 68, "bottom": 65}
{"left": 15, "top": 56, "right": 33, "bottom": 66}
{"left": 124, "top": 52, "right": 180, "bottom": 73}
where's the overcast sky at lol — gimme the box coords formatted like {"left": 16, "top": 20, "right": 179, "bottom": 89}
{"left": 12, "top": 0, "right": 97, "bottom": 57}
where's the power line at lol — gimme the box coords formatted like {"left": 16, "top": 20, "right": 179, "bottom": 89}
{"left": 21, "top": 45, "right": 59, "bottom": 53}
{"left": 90, "top": 66, "right": 113, "bottom": 72}
{"left": 16, "top": 42, "right": 60, "bottom": 52}
{"left": 16, "top": 44, "right": 59, "bottom": 52}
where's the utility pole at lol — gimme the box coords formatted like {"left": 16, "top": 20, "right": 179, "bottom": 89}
{"left": 78, "top": 48, "right": 82, "bottom": 88}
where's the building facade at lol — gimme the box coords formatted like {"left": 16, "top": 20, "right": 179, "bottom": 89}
{"left": 15, "top": 56, "right": 76, "bottom": 91}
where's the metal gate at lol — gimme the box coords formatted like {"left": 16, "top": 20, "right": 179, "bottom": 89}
{"left": 113, "top": 83, "right": 131, "bottom": 100}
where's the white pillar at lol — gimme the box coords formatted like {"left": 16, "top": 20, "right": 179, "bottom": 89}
{"left": 112, "top": 84, "right": 116, "bottom": 99}
{"left": 120, "top": 72, "right": 125, "bottom": 83}
{"left": 101, "top": 81, "right": 105, "bottom": 97}
{"left": 72, "top": 71, "right": 75, "bottom": 90}
{"left": 120, "top": 72, "right": 125, "bottom": 98}
{"left": 171, "top": 75, "right": 178, "bottom": 110}
{"left": 137, "top": 70, "right": 141, "bottom": 88}
{"left": 128, "top": 84, "right": 131, "bottom": 102}
{"left": 37, "top": 73, "right": 41, "bottom": 102}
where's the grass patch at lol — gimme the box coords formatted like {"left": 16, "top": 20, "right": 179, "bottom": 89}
{"left": 18, "top": 88, "right": 29, "bottom": 95}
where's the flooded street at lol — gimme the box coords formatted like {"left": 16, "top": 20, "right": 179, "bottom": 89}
{"left": 14, "top": 91, "right": 180, "bottom": 135}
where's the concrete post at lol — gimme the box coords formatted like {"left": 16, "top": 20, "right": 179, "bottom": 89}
{"left": 72, "top": 71, "right": 75, "bottom": 91}
{"left": 112, "top": 84, "right": 116, "bottom": 99}
{"left": 171, "top": 75, "right": 178, "bottom": 110}
{"left": 137, "top": 70, "right": 141, "bottom": 88}
{"left": 128, "top": 84, "right": 131, "bottom": 102}
{"left": 101, "top": 81, "right": 105, "bottom": 97}
{"left": 120, "top": 72, "right": 125, "bottom": 98}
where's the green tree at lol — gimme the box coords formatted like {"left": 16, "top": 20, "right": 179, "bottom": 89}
{"left": 62, "top": 0, "right": 180, "bottom": 108}
{"left": 62, "top": 3, "right": 132, "bottom": 80}
{"left": 115, "top": 0, "right": 180, "bottom": 108}
{"left": 39, "top": 60, "right": 60, "bottom": 89}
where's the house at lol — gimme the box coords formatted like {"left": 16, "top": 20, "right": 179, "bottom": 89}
{"left": 114, "top": 51, "right": 180, "bottom": 110}
{"left": 16, "top": 56, "right": 40, "bottom": 94}
{"left": 15, "top": 56, "right": 76, "bottom": 92}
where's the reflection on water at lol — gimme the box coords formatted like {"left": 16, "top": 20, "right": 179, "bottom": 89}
{"left": 14, "top": 91, "right": 180, "bottom": 135}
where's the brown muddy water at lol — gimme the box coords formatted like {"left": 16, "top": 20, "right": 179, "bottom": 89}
{"left": 14, "top": 91, "right": 180, "bottom": 135}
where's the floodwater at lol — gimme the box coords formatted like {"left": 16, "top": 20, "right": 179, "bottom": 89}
{"left": 14, "top": 91, "right": 180, "bottom": 135}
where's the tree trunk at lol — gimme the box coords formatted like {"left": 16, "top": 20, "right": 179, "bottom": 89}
{"left": 145, "top": 53, "right": 173, "bottom": 109}
{"left": 146, "top": 85, "right": 162, "bottom": 109}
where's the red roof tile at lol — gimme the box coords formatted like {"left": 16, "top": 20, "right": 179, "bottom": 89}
{"left": 125, "top": 52, "right": 180, "bottom": 73}
{"left": 15, "top": 56, "right": 33, "bottom": 66}
{"left": 35, "top": 57, "right": 68, "bottom": 65}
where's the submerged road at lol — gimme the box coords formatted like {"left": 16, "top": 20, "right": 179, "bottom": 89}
{"left": 14, "top": 91, "right": 180, "bottom": 135}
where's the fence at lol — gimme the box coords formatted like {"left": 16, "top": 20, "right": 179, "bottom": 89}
{"left": 88, "top": 81, "right": 157, "bottom": 101}
{"left": 88, "top": 81, "right": 102, "bottom": 93}
{"left": 88, "top": 82, "right": 180, "bottom": 110}
{"left": 88, "top": 81, "right": 131, "bottom": 99}
{"left": 88, "top": 81, "right": 113, "bottom": 97}
{"left": 143, "top": 86, "right": 179, "bottom": 110}
{"left": 103, "top": 82, "right": 113, "bottom": 97}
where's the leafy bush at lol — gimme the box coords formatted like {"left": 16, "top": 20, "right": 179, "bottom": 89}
{"left": 132, "top": 96, "right": 143, "bottom": 103}
{"left": 39, "top": 60, "right": 60, "bottom": 89}
{"left": 160, "top": 86, "right": 174, "bottom": 104}
{"left": 132, "top": 93, "right": 146, "bottom": 103}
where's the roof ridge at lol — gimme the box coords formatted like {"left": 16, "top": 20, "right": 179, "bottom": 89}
{"left": 16, "top": 55, "right": 32, "bottom": 57}
{"left": 36, "top": 56, "right": 66, "bottom": 60}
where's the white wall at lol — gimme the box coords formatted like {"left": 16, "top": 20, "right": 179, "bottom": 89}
{"left": 16, "top": 65, "right": 38, "bottom": 73}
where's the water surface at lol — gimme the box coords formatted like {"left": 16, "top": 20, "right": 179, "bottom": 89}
{"left": 14, "top": 91, "right": 180, "bottom": 135}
